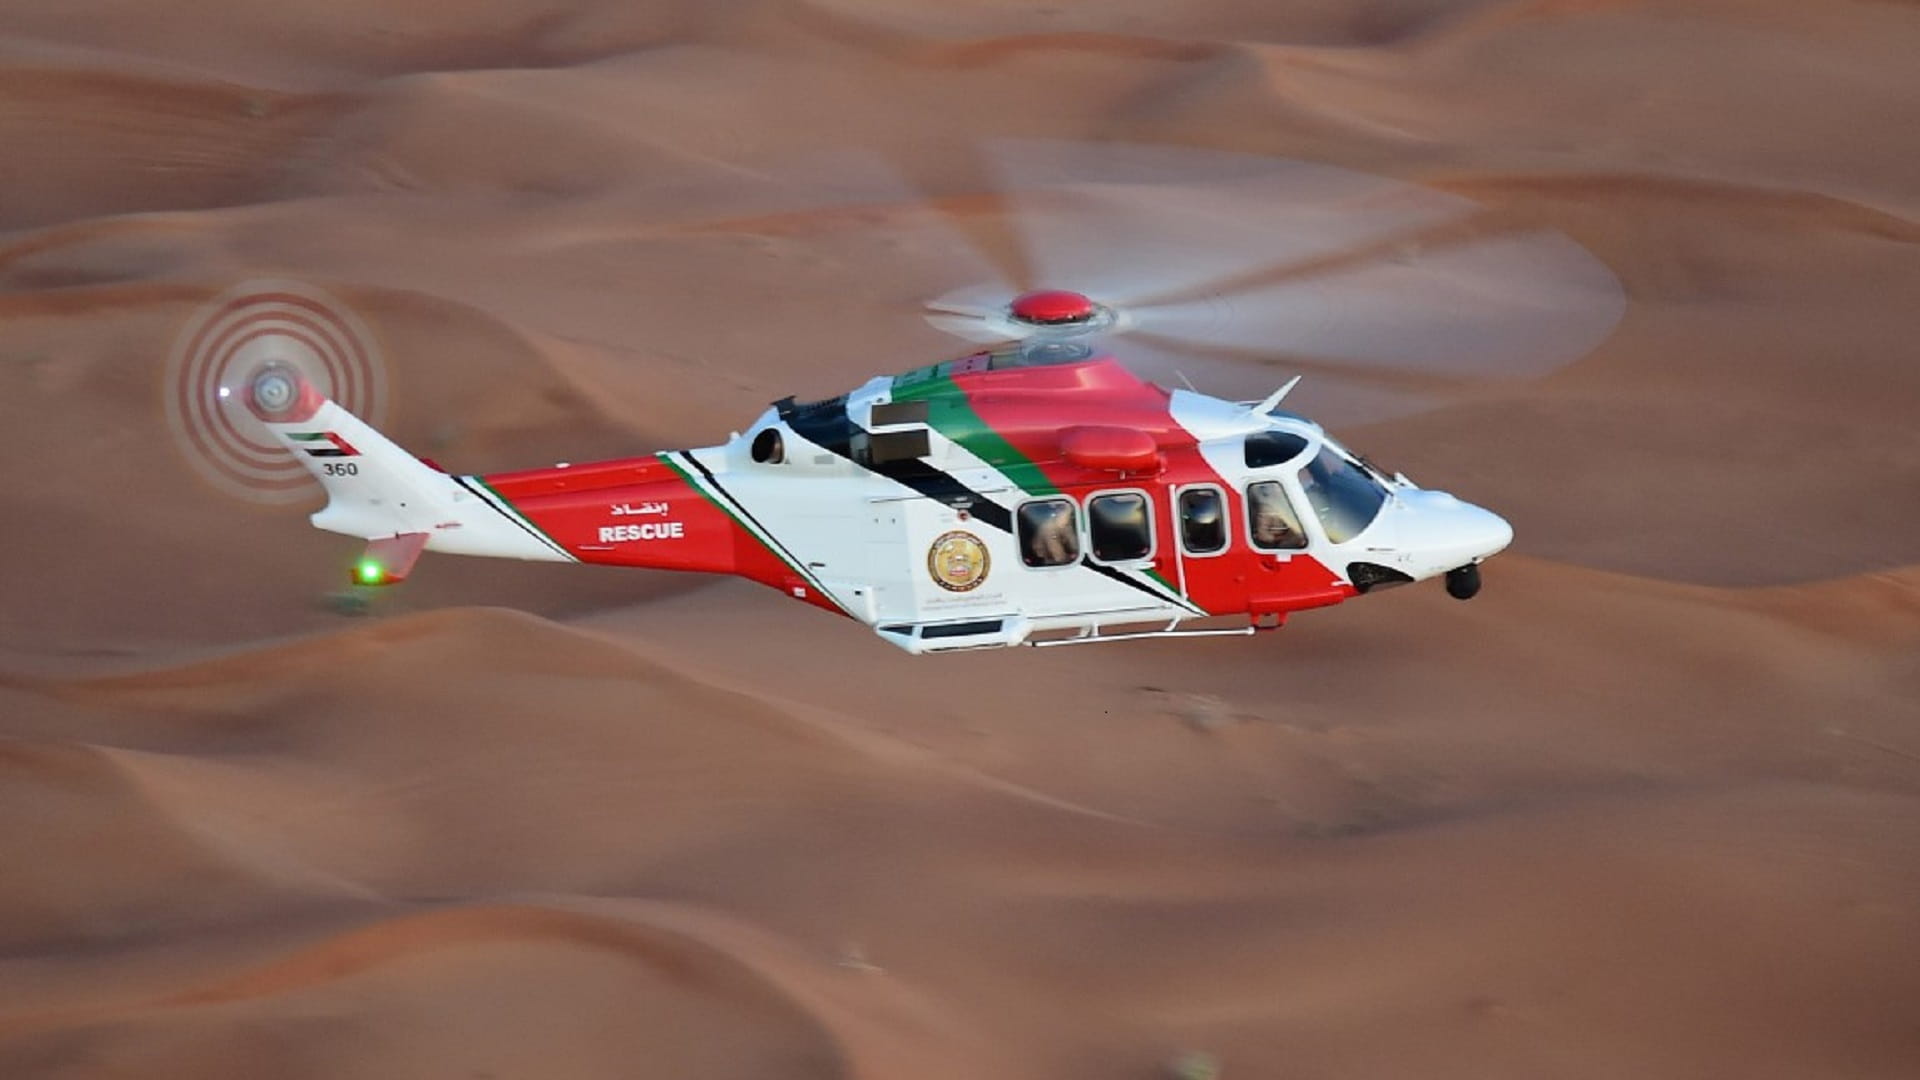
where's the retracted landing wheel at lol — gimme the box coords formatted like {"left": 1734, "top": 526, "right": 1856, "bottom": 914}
{"left": 1445, "top": 564, "right": 1482, "bottom": 601}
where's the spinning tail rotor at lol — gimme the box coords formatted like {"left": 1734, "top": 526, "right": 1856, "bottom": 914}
{"left": 165, "top": 281, "right": 389, "bottom": 503}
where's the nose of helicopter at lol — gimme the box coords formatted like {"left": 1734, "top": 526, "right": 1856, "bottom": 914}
{"left": 1396, "top": 490, "right": 1514, "bottom": 575}
{"left": 1461, "top": 502, "right": 1514, "bottom": 562}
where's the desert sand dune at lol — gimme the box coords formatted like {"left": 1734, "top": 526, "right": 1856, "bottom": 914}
{"left": 3, "top": 0, "right": 1918, "bottom": 1077}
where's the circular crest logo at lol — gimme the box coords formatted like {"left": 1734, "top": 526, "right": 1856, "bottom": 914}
{"left": 927, "top": 530, "right": 991, "bottom": 592}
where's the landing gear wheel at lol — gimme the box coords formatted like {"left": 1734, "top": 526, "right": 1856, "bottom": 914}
{"left": 1445, "top": 564, "right": 1482, "bottom": 601}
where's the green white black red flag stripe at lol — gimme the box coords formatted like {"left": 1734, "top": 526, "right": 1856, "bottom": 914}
{"left": 287, "top": 431, "right": 360, "bottom": 457}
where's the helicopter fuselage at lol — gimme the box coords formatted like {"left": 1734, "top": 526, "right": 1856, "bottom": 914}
{"left": 456, "top": 348, "right": 1512, "bottom": 652}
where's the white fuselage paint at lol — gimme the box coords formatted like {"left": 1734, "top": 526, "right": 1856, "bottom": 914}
{"left": 680, "top": 397, "right": 1203, "bottom": 651}
{"left": 262, "top": 398, "right": 570, "bottom": 563}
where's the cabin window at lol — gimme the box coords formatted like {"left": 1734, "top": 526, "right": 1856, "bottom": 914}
{"left": 1088, "top": 492, "right": 1153, "bottom": 563}
{"left": 1178, "top": 487, "right": 1227, "bottom": 555}
{"left": 1246, "top": 481, "right": 1308, "bottom": 550}
{"left": 1017, "top": 498, "right": 1080, "bottom": 568}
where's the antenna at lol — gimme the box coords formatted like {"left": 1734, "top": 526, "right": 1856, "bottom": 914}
{"left": 1250, "top": 376, "right": 1302, "bottom": 416}
{"left": 1174, "top": 370, "right": 1197, "bottom": 393}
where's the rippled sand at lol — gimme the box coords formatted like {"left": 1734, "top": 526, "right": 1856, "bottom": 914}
{"left": 2, "top": 2, "right": 1917, "bottom": 1077}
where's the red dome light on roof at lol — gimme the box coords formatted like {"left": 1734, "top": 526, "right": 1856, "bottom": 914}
{"left": 1009, "top": 289, "right": 1098, "bottom": 326}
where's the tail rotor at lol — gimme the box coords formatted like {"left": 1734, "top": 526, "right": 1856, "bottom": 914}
{"left": 165, "top": 280, "right": 388, "bottom": 503}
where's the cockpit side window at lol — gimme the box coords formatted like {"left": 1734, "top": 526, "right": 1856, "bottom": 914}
{"left": 1246, "top": 481, "right": 1308, "bottom": 550}
{"left": 1178, "top": 487, "right": 1227, "bottom": 555}
{"left": 1017, "top": 498, "right": 1080, "bottom": 568}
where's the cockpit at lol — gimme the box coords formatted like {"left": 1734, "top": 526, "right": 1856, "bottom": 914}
{"left": 1299, "top": 444, "right": 1390, "bottom": 543}
{"left": 1240, "top": 423, "right": 1392, "bottom": 548}
{"left": 1235, "top": 413, "right": 1513, "bottom": 599}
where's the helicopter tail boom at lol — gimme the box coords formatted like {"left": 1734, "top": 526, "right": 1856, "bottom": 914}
{"left": 241, "top": 363, "right": 570, "bottom": 573}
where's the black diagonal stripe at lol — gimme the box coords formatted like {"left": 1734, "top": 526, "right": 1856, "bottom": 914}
{"left": 775, "top": 395, "right": 1195, "bottom": 613}
{"left": 778, "top": 396, "right": 1012, "bottom": 532}
{"left": 1080, "top": 557, "right": 1202, "bottom": 614}
{"left": 675, "top": 451, "right": 823, "bottom": 586}
{"left": 870, "top": 458, "right": 1011, "bottom": 532}
{"left": 454, "top": 475, "right": 569, "bottom": 558}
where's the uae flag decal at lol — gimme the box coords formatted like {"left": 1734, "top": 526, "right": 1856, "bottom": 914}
{"left": 289, "top": 431, "right": 360, "bottom": 458}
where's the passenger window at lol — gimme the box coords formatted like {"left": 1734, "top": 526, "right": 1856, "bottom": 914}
{"left": 1178, "top": 487, "right": 1227, "bottom": 554}
{"left": 1088, "top": 492, "right": 1152, "bottom": 562}
{"left": 1247, "top": 481, "right": 1308, "bottom": 550}
{"left": 1017, "top": 499, "right": 1080, "bottom": 568}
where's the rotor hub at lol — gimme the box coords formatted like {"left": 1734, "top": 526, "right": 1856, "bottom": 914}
{"left": 254, "top": 369, "right": 296, "bottom": 412}
{"left": 1009, "top": 289, "right": 1100, "bottom": 327}
{"left": 244, "top": 362, "right": 324, "bottom": 423}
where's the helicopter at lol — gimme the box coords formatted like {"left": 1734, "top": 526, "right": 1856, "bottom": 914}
{"left": 240, "top": 285, "right": 1513, "bottom": 654}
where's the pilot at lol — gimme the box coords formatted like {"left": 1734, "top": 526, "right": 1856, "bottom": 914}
{"left": 1249, "top": 485, "right": 1302, "bottom": 548}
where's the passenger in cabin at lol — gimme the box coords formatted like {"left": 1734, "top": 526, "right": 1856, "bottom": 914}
{"left": 1027, "top": 500, "right": 1079, "bottom": 565}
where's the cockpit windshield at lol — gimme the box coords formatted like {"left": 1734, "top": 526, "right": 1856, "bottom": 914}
{"left": 1298, "top": 445, "right": 1388, "bottom": 544}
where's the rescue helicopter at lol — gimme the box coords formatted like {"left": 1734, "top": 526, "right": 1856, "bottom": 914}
{"left": 240, "top": 284, "right": 1513, "bottom": 654}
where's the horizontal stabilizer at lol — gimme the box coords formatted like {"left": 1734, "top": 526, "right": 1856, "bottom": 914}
{"left": 353, "top": 533, "right": 429, "bottom": 586}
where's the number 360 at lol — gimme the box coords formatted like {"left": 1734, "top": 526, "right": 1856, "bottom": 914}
{"left": 323, "top": 462, "right": 359, "bottom": 477}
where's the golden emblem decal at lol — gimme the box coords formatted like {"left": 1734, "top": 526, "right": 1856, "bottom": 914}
{"left": 927, "top": 530, "right": 990, "bottom": 592}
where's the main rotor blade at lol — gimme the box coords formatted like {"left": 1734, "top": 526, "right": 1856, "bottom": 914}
{"left": 881, "top": 141, "right": 1039, "bottom": 296}
{"left": 1137, "top": 227, "right": 1624, "bottom": 379}
{"left": 981, "top": 138, "right": 1456, "bottom": 304}
{"left": 897, "top": 139, "right": 1623, "bottom": 423}
{"left": 1126, "top": 330, "right": 1496, "bottom": 397}
{"left": 1114, "top": 332, "right": 1457, "bottom": 429}
{"left": 1126, "top": 205, "right": 1499, "bottom": 312}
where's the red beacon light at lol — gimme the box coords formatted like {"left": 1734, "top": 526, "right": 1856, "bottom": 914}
{"left": 1009, "top": 289, "right": 1099, "bottom": 327}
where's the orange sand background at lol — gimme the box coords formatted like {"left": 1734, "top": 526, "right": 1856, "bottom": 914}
{"left": 2, "top": 2, "right": 1917, "bottom": 1077}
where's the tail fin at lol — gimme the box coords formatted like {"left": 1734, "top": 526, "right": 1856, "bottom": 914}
{"left": 243, "top": 363, "right": 567, "bottom": 580}
{"left": 244, "top": 363, "right": 455, "bottom": 540}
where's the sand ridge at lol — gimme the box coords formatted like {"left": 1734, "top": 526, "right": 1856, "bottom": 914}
{"left": 4, "top": 0, "right": 1920, "bottom": 1076}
